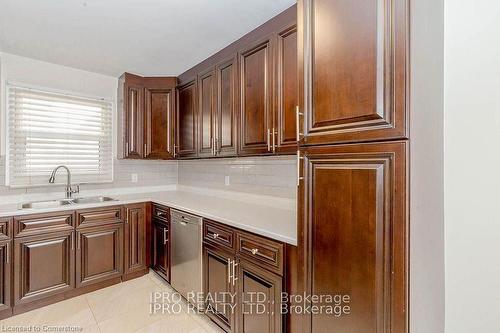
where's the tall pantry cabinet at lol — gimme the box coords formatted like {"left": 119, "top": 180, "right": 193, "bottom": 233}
{"left": 293, "top": 0, "right": 409, "bottom": 332}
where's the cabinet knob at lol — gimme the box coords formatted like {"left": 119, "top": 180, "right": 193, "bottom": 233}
{"left": 212, "top": 233, "right": 219, "bottom": 239}
{"left": 251, "top": 248, "right": 259, "bottom": 255}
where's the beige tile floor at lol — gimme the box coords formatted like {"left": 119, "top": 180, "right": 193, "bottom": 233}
{"left": 0, "top": 271, "right": 224, "bottom": 333}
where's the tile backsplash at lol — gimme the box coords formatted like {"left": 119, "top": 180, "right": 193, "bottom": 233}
{"left": 178, "top": 155, "right": 297, "bottom": 199}
{"left": 0, "top": 155, "right": 296, "bottom": 199}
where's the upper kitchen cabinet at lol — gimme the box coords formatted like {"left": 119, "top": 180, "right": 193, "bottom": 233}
{"left": 297, "top": 0, "right": 409, "bottom": 145}
{"left": 119, "top": 73, "right": 144, "bottom": 159}
{"left": 238, "top": 36, "right": 274, "bottom": 156}
{"left": 176, "top": 80, "right": 198, "bottom": 158}
{"left": 197, "top": 68, "right": 217, "bottom": 158}
{"left": 118, "top": 73, "right": 177, "bottom": 160}
{"left": 143, "top": 77, "right": 177, "bottom": 159}
{"left": 275, "top": 23, "right": 298, "bottom": 153}
{"left": 215, "top": 56, "right": 238, "bottom": 157}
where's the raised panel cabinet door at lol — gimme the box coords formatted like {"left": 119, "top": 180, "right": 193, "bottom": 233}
{"left": 202, "top": 244, "right": 235, "bottom": 332}
{"left": 76, "top": 224, "right": 123, "bottom": 288}
{"left": 124, "top": 204, "right": 146, "bottom": 275}
{"left": 14, "top": 230, "right": 75, "bottom": 305}
{"left": 236, "top": 259, "right": 282, "bottom": 333}
{"left": 276, "top": 24, "right": 298, "bottom": 153}
{"left": 198, "top": 69, "right": 217, "bottom": 158}
{"left": 176, "top": 80, "right": 198, "bottom": 158}
{"left": 299, "top": 141, "right": 408, "bottom": 333}
{"left": 215, "top": 56, "right": 238, "bottom": 157}
{"left": 298, "top": 0, "right": 409, "bottom": 145}
{"left": 152, "top": 220, "right": 169, "bottom": 282}
{"left": 0, "top": 240, "right": 12, "bottom": 312}
{"left": 124, "top": 78, "right": 145, "bottom": 158}
{"left": 238, "top": 37, "right": 274, "bottom": 155}
{"left": 144, "top": 87, "right": 175, "bottom": 159}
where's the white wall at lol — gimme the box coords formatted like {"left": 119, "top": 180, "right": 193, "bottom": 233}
{"left": 410, "top": 0, "right": 445, "bottom": 332}
{"left": 0, "top": 52, "right": 177, "bottom": 195}
{"left": 444, "top": 1, "right": 500, "bottom": 332}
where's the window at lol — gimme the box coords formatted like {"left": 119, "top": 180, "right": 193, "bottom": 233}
{"left": 7, "top": 85, "right": 113, "bottom": 187}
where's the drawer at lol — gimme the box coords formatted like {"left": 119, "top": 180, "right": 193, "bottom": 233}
{"left": 236, "top": 231, "right": 284, "bottom": 275}
{"left": 76, "top": 206, "right": 123, "bottom": 228}
{"left": 153, "top": 205, "right": 170, "bottom": 222}
{"left": 14, "top": 212, "right": 74, "bottom": 237}
{"left": 203, "top": 219, "right": 234, "bottom": 251}
{"left": 0, "top": 217, "right": 12, "bottom": 240}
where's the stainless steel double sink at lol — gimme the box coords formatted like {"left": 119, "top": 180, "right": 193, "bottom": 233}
{"left": 21, "top": 196, "right": 116, "bottom": 209}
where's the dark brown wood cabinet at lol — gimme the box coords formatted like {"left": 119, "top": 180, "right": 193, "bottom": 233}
{"left": 238, "top": 37, "right": 274, "bottom": 156}
{"left": 152, "top": 219, "right": 170, "bottom": 282}
{"left": 198, "top": 69, "right": 217, "bottom": 158}
{"left": 144, "top": 78, "right": 177, "bottom": 159}
{"left": 203, "top": 244, "right": 235, "bottom": 332}
{"left": 0, "top": 240, "right": 12, "bottom": 315}
{"left": 176, "top": 80, "right": 198, "bottom": 158}
{"left": 75, "top": 223, "right": 123, "bottom": 288}
{"left": 297, "top": 0, "right": 408, "bottom": 145}
{"left": 215, "top": 56, "right": 238, "bottom": 157}
{"left": 297, "top": 141, "right": 408, "bottom": 333}
{"left": 236, "top": 259, "right": 282, "bottom": 333}
{"left": 119, "top": 73, "right": 177, "bottom": 159}
{"left": 276, "top": 24, "right": 298, "bottom": 153}
{"left": 124, "top": 203, "right": 147, "bottom": 276}
{"left": 14, "top": 230, "right": 75, "bottom": 305}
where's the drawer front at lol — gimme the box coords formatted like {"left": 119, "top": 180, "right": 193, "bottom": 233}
{"left": 0, "top": 218, "right": 12, "bottom": 240}
{"left": 236, "top": 231, "right": 283, "bottom": 275}
{"left": 153, "top": 205, "right": 170, "bottom": 222}
{"left": 14, "top": 212, "right": 74, "bottom": 238}
{"left": 170, "top": 210, "right": 199, "bottom": 224}
{"left": 76, "top": 206, "right": 123, "bottom": 228}
{"left": 203, "top": 219, "right": 235, "bottom": 251}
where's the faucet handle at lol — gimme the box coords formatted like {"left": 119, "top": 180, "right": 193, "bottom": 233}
{"left": 71, "top": 185, "right": 80, "bottom": 194}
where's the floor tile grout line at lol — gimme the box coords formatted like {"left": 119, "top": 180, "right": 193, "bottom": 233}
{"left": 84, "top": 294, "right": 102, "bottom": 333}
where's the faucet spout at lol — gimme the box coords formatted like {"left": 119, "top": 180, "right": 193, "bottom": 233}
{"left": 49, "top": 165, "right": 78, "bottom": 198}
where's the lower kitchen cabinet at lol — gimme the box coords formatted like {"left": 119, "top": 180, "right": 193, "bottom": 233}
{"left": 203, "top": 244, "right": 235, "bottom": 332}
{"left": 14, "top": 230, "right": 75, "bottom": 305}
{"left": 152, "top": 219, "right": 170, "bottom": 282}
{"left": 0, "top": 240, "right": 12, "bottom": 314}
{"left": 76, "top": 224, "right": 123, "bottom": 288}
{"left": 236, "top": 259, "right": 282, "bottom": 333}
{"left": 124, "top": 203, "right": 147, "bottom": 276}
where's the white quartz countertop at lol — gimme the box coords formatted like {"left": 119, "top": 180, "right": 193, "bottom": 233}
{"left": 0, "top": 186, "right": 297, "bottom": 245}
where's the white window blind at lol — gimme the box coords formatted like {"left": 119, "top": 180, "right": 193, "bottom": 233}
{"left": 7, "top": 85, "right": 113, "bottom": 187}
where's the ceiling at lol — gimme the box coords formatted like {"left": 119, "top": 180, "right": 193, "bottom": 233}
{"left": 0, "top": 0, "right": 295, "bottom": 77}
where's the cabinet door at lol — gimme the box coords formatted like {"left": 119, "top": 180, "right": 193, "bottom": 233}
{"left": 299, "top": 142, "right": 408, "bottom": 333}
{"left": 124, "top": 81, "right": 144, "bottom": 158}
{"left": 298, "top": 0, "right": 408, "bottom": 145}
{"left": 203, "top": 244, "right": 235, "bottom": 332}
{"left": 124, "top": 204, "right": 146, "bottom": 275}
{"left": 216, "top": 56, "right": 238, "bottom": 157}
{"left": 276, "top": 24, "right": 298, "bottom": 153}
{"left": 14, "top": 230, "right": 74, "bottom": 305}
{"left": 236, "top": 259, "right": 282, "bottom": 333}
{"left": 144, "top": 87, "right": 175, "bottom": 159}
{"left": 239, "top": 37, "right": 274, "bottom": 155}
{"left": 152, "top": 220, "right": 169, "bottom": 282}
{"left": 198, "top": 69, "right": 217, "bottom": 158}
{"left": 76, "top": 224, "right": 123, "bottom": 288}
{"left": 176, "top": 80, "right": 198, "bottom": 158}
{"left": 0, "top": 240, "right": 12, "bottom": 312}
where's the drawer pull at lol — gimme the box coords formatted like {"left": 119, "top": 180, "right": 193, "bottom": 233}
{"left": 212, "top": 233, "right": 219, "bottom": 239}
{"left": 251, "top": 248, "right": 259, "bottom": 255}
{"left": 156, "top": 212, "right": 166, "bottom": 217}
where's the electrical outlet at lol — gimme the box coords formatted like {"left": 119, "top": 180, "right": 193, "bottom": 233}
{"left": 225, "top": 175, "right": 230, "bottom": 186}
{"left": 131, "top": 173, "right": 138, "bottom": 183}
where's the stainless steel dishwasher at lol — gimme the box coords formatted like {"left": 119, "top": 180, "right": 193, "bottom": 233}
{"left": 170, "top": 209, "right": 202, "bottom": 304}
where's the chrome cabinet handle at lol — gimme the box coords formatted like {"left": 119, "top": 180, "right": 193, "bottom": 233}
{"left": 77, "top": 234, "right": 81, "bottom": 250}
{"left": 296, "top": 106, "right": 303, "bottom": 141}
{"left": 144, "top": 143, "right": 147, "bottom": 157}
{"left": 227, "top": 258, "right": 232, "bottom": 283}
{"left": 267, "top": 129, "right": 271, "bottom": 151}
{"left": 272, "top": 128, "right": 276, "bottom": 153}
{"left": 5, "top": 242, "right": 9, "bottom": 263}
{"left": 232, "top": 260, "right": 238, "bottom": 285}
{"left": 297, "top": 150, "right": 304, "bottom": 186}
{"left": 163, "top": 228, "right": 168, "bottom": 244}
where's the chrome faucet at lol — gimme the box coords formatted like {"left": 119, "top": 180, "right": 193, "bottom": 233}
{"left": 48, "top": 165, "right": 80, "bottom": 199}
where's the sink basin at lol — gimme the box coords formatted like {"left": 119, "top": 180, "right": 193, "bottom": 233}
{"left": 21, "top": 199, "right": 74, "bottom": 209}
{"left": 71, "top": 196, "right": 116, "bottom": 204}
{"left": 21, "top": 196, "right": 117, "bottom": 209}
